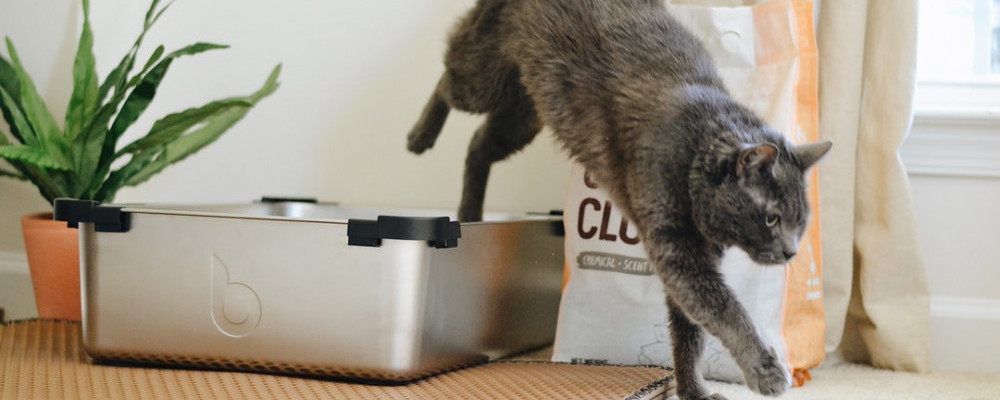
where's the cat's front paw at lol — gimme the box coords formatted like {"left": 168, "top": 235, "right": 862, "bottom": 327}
{"left": 743, "top": 347, "right": 791, "bottom": 397}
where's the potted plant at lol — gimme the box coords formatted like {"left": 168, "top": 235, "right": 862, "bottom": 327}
{"left": 0, "top": 0, "right": 281, "bottom": 320}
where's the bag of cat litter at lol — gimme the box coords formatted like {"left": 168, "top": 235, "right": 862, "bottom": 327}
{"left": 552, "top": 0, "right": 824, "bottom": 386}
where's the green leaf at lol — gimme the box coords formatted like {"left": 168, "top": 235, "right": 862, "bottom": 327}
{"left": 65, "top": 0, "right": 99, "bottom": 141}
{"left": 98, "top": 42, "right": 228, "bottom": 147}
{"left": 0, "top": 144, "right": 72, "bottom": 171}
{"left": 94, "top": 149, "right": 156, "bottom": 201}
{"left": 144, "top": 0, "right": 171, "bottom": 30}
{"left": 0, "top": 54, "right": 21, "bottom": 102}
{"left": 0, "top": 53, "right": 28, "bottom": 143}
{"left": 108, "top": 43, "right": 227, "bottom": 143}
{"left": 3, "top": 38, "right": 73, "bottom": 198}
{"left": 248, "top": 64, "right": 282, "bottom": 102}
{"left": 163, "top": 42, "right": 230, "bottom": 61}
{"left": 116, "top": 99, "right": 251, "bottom": 156}
{"left": 0, "top": 166, "right": 25, "bottom": 180}
{"left": 18, "top": 163, "right": 68, "bottom": 204}
{"left": 81, "top": 42, "right": 229, "bottom": 197}
{"left": 96, "top": 0, "right": 171, "bottom": 104}
{"left": 119, "top": 101, "right": 255, "bottom": 187}
{"left": 0, "top": 84, "right": 37, "bottom": 146}
{"left": 121, "top": 109, "right": 244, "bottom": 187}
{"left": 102, "top": 64, "right": 280, "bottom": 195}
{"left": 97, "top": 52, "right": 136, "bottom": 107}
{"left": 3, "top": 38, "right": 63, "bottom": 148}
{"left": 0, "top": 146, "right": 26, "bottom": 179}
{"left": 81, "top": 45, "right": 164, "bottom": 193}
{"left": 0, "top": 128, "right": 63, "bottom": 200}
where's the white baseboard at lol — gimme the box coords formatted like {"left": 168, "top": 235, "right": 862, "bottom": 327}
{"left": 0, "top": 251, "right": 28, "bottom": 275}
{"left": 931, "top": 296, "right": 1000, "bottom": 321}
{"left": 929, "top": 296, "right": 1000, "bottom": 373}
{"left": 0, "top": 251, "right": 35, "bottom": 320}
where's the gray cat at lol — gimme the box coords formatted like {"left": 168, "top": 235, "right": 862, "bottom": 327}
{"left": 407, "top": 1, "right": 831, "bottom": 399}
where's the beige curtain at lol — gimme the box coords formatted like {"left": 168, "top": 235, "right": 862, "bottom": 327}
{"left": 816, "top": 1, "right": 930, "bottom": 372}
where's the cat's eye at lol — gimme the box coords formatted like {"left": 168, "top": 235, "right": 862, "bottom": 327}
{"left": 765, "top": 214, "right": 780, "bottom": 227}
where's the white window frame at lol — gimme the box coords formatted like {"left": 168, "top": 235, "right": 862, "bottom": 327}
{"left": 903, "top": 0, "right": 1000, "bottom": 179}
{"left": 906, "top": 80, "right": 1000, "bottom": 179}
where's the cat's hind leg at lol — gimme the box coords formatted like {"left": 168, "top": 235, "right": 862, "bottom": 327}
{"left": 407, "top": 74, "right": 452, "bottom": 154}
{"left": 409, "top": 0, "right": 510, "bottom": 155}
{"left": 668, "top": 297, "right": 728, "bottom": 400}
{"left": 459, "top": 98, "right": 542, "bottom": 221}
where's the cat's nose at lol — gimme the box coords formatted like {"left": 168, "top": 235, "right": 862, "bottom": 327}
{"left": 782, "top": 237, "right": 799, "bottom": 260}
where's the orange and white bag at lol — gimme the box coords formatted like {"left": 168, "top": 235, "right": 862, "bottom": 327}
{"left": 553, "top": 0, "right": 824, "bottom": 386}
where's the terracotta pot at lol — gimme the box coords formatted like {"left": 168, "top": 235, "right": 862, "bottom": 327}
{"left": 21, "top": 212, "right": 81, "bottom": 321}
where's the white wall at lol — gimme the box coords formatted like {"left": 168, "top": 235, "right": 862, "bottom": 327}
{"left": 901, "top": 113, "right": 1000, "bottom": 374}
{"left": 2, "top": 0, "right": 998, "bottom": 374}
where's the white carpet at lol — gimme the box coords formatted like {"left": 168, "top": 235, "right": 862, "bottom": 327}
{"left": 704, "top": 357, "right": 1000, "bottom": 400}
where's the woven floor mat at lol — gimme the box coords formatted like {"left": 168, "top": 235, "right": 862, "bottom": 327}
{"left": 1, "top": 320, "right": 674, "bottom": 399}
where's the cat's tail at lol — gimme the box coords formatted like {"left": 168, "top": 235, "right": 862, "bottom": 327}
{"left": 406, "top": 74, "right": 451, "bottom": 154}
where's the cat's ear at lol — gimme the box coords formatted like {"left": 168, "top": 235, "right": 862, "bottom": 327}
{"left": 737, "top": 144, "right": 779, "bottom": 178}
{"left": 792, "top": 141, "right": 833, "bottom": 171}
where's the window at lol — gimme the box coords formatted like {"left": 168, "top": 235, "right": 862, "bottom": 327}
{"left": 904, "top": 0, "right": 1000, "bottom": 180}
{"left": 917, "top": 0, "right": 999, "bottom": 78}
{"left": 915, "top": 0, "right": 1000, "bottom": 113}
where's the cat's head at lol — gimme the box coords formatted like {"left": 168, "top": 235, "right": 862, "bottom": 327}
{"left": 693, "top": 139, "right": 832, "bottom": 265}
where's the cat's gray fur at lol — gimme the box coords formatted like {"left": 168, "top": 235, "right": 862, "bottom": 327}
{"left": 406, "top": 1, "right": 831, "bottom": 398}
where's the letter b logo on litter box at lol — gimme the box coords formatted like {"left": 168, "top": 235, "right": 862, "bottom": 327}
{"left": 211, "top": 255, "right": 262, "bottom": 337}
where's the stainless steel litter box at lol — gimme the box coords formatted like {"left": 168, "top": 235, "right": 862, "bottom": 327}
{"left": 55, "top": 198, "right": 565, "bottom": 382}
